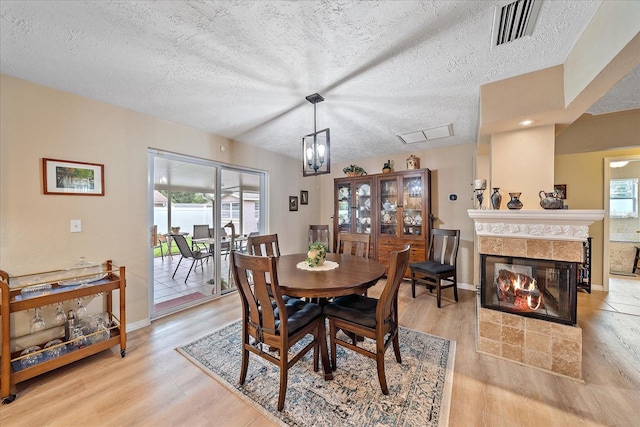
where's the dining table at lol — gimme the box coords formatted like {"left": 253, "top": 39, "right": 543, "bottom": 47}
{"left": 274, "top": 252, "right": 386, "bottom": 380}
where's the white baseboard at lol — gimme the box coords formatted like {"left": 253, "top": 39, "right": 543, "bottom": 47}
{"left": 126, "top": 318, "right": 151, "bottom": 333}
{"left": 458, "top": 282, "right": 476, "bottom": 292}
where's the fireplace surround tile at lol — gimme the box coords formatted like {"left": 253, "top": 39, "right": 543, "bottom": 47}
{"left": 503, "top": 238, "right": 527, "bottom": 257}
{"left": 479, "top": 321, "right": 502, "bottom": 341}
{"left": 552, "top": 241, "right": 584, "bottom": 262}
{"left": 478, "top": 307, "right": 583, "bottom": 380}
{"left": 525, "top": 317, "right": 552, "bottom": 335}
{"left": 478, "top": 337, "right": 501, "bottom": 355}
{"left": 479, "top": 236, "right": 504, "bottom": 255}
{"left": 550, "top": 322, "right": 582, "bottom": 341}
{"left": 552, "top": 337, "right": 581, "bottom": 363}
{"left": 526, "top": 239, "right": 552, "bottom": 259}
{"left": 524, "top": 349, "right": 552, "bottom": 370}
{"left": 478, "top": 236, "right": 583, "bottom": 262}
{"left": 502, "top": 343, "right": 523, "bottom": 362}
{"left": 502, "top": 326, "right": 525, "bottom": 346}
{"left": 525, "top": 331, "right": 551, "bottom": 352}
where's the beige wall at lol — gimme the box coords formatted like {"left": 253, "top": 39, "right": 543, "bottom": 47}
{"left": 318, "top": 143, "right": 477, "bottom": 288}
{"left": 490, "top": 125, "right": 556, "bottom": 209}
{"left": 0, "top": 74, "right": 321, "bottom": 328}
{"left": 555, "top": 110, "right": 640, "bottom": 155}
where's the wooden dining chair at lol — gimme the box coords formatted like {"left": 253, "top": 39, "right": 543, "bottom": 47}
{"left": 336, "top": 232, "right": 370, "bottom": 258}
{"left": 242, "top": 231, "right": 259, "bottom": 253}
{"left": 409, "top": 228, "right": 460, "bottom": 308}
{"left": 246, "top": 233, "right": 281, "bottom": 257}
{"left": 171, "top": 234, "right": 212, "bottom": 283}
{"left": 309, "top": 225, "right": 330, "bottom": 252}
{"left": 324, "top": 246, "right": 410, "bottom": 394}
{"left": 231, "top": 251, "right": 324, "bottom": 411}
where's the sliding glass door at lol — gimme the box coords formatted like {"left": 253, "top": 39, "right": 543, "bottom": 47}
{"left": 148, "top": 150, "right": 266, "bottom": 317}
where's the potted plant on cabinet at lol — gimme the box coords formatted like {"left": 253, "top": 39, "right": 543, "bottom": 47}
{"left": 342, "top": 165, "right": 367, "bottom": 177}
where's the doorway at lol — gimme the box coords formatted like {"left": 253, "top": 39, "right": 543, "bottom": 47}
{"left": 603, "top": 154, "right": 640, "bottom": 290}
{"left": 148, "top": 150, "right": 266, "bottom": 318}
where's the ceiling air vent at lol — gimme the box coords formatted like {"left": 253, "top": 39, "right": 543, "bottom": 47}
{"left": 397, "top": 124, "right": 454, "bottom": 144}
{"left": 492, "top": 0, "right": 542, "bottom": 47}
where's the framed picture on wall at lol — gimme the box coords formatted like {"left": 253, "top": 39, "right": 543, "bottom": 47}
{"left": 43, "top": 158, "right": 105, "bottom": 196}
{"left": 289, "top": 196, "right": 298, "bottom": 211}
{"left": 300, "top": 190, "right": 309, "bottom": 205}
{"left": 554, "top": 184, "right": 566, "bottom": 199}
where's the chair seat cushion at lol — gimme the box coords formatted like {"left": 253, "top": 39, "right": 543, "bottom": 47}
{"left": 323, "top": 294, "right": 378, "bottom": 328}
{"left": 274, "top": 298, "right": 321, "bottom": 335}
{"left": 410, "top": 260, "right": 454, "bottom": 274}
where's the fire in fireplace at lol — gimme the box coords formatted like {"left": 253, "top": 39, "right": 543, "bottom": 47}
{"left": 481, "top": 254, "right": 578, "bottom": 325}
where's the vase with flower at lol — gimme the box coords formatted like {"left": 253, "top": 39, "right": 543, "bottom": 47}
{"left": 305, "top": 241, "right": 328, "bottom": 267}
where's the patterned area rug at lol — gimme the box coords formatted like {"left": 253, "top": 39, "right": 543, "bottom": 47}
{"left": 177, "top": 320, "right": 455, "bottom": 427}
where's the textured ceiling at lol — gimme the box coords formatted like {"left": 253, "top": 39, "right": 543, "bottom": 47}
{"left": 2, "top": 0, "right": 632, "bottom": 165}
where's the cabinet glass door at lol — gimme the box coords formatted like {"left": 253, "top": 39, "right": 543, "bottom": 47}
{"left": 379, "top": 177, "right": 399, "bottom": 236}
{"left": 336, "top": 182, "right": 352, "bottom": 234}
{"left": 402, "top": 175, "right": 424, "bottom": 237}
{"left": 355, "top": 181, "right": 372, "bottom": 234}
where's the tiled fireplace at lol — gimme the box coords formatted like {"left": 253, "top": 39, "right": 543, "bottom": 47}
{"left": 468, "top": 210, "right": 605, "bottom": 380}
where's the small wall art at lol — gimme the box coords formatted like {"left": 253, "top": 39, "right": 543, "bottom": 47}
{"left": 43, "top": 158, "right": 105, "bottom": 196}
{"left": 289, "top": 196, "right": 298, "bottom": 211}
{"left": 554, "top": 184, "right": 567, "bottom": 199}
{"left": 300, "top": 190, "right": 309, "bottom": 205}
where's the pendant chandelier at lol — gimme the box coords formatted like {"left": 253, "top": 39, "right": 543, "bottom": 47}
{"left": 302, "top": 93, "right": 330, "bottom": 177}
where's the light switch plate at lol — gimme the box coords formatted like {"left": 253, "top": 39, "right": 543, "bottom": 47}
{"left": 70, "top": 219, "right": 82, "bottom": 233}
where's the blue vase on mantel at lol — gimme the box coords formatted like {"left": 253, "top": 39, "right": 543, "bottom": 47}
{"left": 507, "top": 192, "right": 523, "bottom": 210}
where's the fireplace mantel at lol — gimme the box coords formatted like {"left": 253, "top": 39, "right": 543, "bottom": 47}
{"left": 467, "top": 209, "right": 606, "bottom": 241}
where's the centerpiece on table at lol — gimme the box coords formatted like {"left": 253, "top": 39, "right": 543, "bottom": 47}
{"left": 305, "top": 241, "right": 328, "bottom": 267}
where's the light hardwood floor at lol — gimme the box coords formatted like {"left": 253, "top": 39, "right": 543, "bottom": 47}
{"left": 1, "top": 277, "right": 638, "bottom": 426}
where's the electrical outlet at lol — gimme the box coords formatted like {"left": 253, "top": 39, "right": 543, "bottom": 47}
{"left": 70, "top": 219, "right": 82, "bottom": 233}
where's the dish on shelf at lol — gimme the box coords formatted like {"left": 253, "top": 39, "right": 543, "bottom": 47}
{"left": 364, "top": 198, "right": 370, "bottom": 210}
{"left": 338, "top": 187, "right": 349, "bottom": 199}
{"left": 358, "top": 184, "right": 370, "bottom": 196}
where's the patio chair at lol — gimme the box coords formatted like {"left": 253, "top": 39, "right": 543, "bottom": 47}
{"left": 171, "top": 234, "right": 212, "bottom": 283}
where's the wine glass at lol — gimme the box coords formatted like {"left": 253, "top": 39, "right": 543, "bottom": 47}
{"left": 30, "top": 307, "right": 46, "bottom": 333}
{"left": 54, "top": 303, "right": 67, "bottom": 326}
{"left": 75, "top": 299, "right": 88, "bottom": 320}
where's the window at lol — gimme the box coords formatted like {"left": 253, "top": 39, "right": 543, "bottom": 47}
{"left": 610, "top": 178, "right": 638, "bottom": 218}
{"left": 221, "top": 201, "right": 240, "bottom": 221}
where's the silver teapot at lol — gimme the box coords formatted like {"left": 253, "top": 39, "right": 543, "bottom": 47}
{"left": 539, "top": 190, "right": 564, "bottom": 209}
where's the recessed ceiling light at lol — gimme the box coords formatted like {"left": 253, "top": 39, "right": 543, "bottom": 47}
{"left": 610, "top": 161, "right": 629, "bottom": 168}
{"left": 519, "top": 119, "right": 535, "bottom": 126}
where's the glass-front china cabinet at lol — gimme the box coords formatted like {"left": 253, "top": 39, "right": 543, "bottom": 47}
{"left": 334, "top": 176, "right": 375, "bottom": 256}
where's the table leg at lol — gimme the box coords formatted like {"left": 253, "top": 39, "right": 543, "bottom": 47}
{"left": 166, "top": 235, "right": 173, "bottom": 258}
{"left": 319, "top": 316, "right": 333, "bottom": 380}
